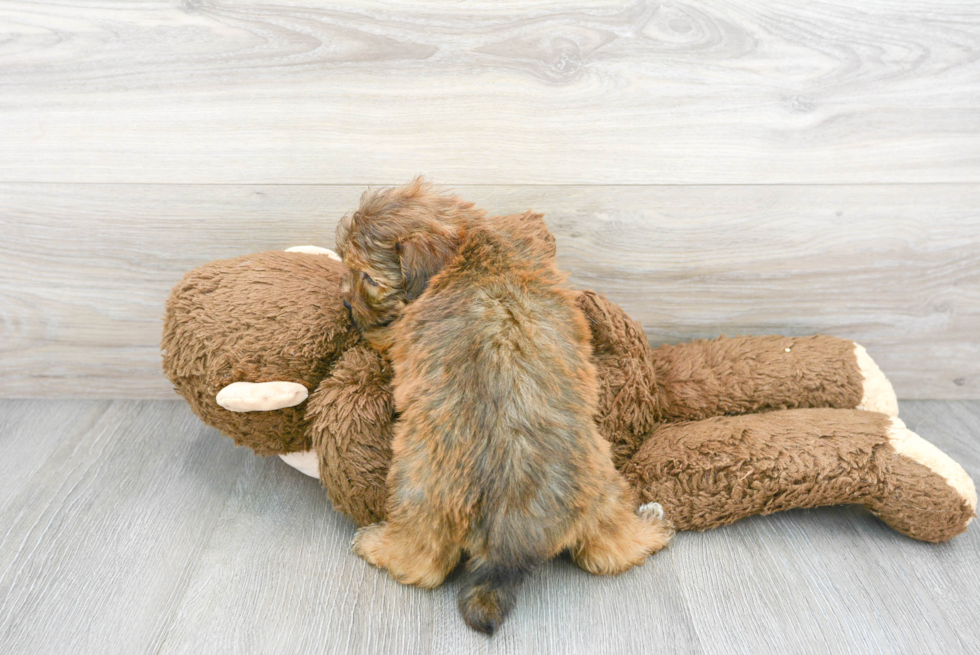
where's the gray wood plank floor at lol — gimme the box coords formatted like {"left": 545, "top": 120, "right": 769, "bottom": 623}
{"left": 0, "top": 400, "right": 977, "bottom": 654}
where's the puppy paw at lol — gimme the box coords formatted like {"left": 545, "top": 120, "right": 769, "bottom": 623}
{"left": 636, "top": 503, "right": 674, "bottom": 554}
{"left": 574, "top": 503, "right": 674, "bottom": 576}
{"left": 637, "top": 502, "right": 664, "bottom": 521}
{"left": 351, "top": 522, "right": 388, "bottom": 569}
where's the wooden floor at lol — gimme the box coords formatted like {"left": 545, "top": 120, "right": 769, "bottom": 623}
{"left": 0, "top": 399, "right": 977, "bottom": 654}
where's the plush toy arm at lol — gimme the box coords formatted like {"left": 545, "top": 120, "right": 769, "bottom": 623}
{"left": 647, "top": 335, "right": 897, "bottom": 423}
{"left": 284, "top": 245, "right": 342, "bottom": 259}
{"left": 623, "top": 408, "right": 976, "bottom": 543}
{"left": 305, "top": 344, "right": 395, "bottom": 527}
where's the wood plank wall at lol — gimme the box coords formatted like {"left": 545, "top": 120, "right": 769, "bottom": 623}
{"left": 1, "top": 1, "right": 978, "bottom": 399}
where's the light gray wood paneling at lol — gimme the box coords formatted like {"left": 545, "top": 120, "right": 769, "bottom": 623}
{"left": 1, "top": 183, "right": 977, "bottom": 399}
{"left": 0, "top": 1, "right": 978, "bottom": 184}
{"left": 0, "top": 399, "right": 978, "bottom": 654}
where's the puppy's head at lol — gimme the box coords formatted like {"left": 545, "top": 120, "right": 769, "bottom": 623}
{"left": 335, "top": 177, "right": 481, "bottom": 349}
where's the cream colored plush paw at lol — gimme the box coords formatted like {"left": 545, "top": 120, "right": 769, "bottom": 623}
{"left": 215, "top": 381, "right": 309, "bottom": 412}
{"left": 285, "top": 245, "right": 342, "bottom": 260}
{"left": 854, "top": 344, "right": 899, "bottom": 417}
{"left": 887, "top": 417, "right": 977, "bottom": 522}
{"left": 279, "top": 450, "right": 321, "bottom": 479}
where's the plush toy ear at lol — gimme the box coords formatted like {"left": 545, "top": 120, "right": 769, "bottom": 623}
{"left": 397, "top": 228, "right": 460, "bottom": 300}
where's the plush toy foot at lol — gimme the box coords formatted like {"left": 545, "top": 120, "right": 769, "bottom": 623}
{"left": 872, "top": 418, "right": 977, "bottom": 540}
{"left": 854, "top": 344, "right": 899, "bottom": 417}
{"left": 284, "top": 246, "right": 342, "bottom": 260}
{"left": 624, "top": 408, "right": 976, "bottom": 542}
{"left": 278, "top": 449, "right": 320, "bottom": 478}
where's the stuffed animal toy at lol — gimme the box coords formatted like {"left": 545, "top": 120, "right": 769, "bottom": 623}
{"left": 162, "top": 217, "right": 976, "bottom": 545}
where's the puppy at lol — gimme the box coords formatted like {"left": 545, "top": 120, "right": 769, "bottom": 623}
{"left": 336, "top": 179, "right": 673, "bottom": 635}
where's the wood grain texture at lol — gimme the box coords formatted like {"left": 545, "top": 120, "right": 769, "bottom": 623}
{"left": 0, "top": 1, "right": 978, "bottom": 184}
{"left": 0, "top": 400, "right": 251, "bottom": 655}
{"left": 893, "top": 400, "right": 980, "bottom": 650}
{"left": 0, "top": 399, "right": 977, "bottom": 654}
{"left": 665, "top": 399, "right": 980, "bottom": 655}
{"left": 155, "top": 450, "right": 435, "bottom": 655}
{"left": 2, "top": 183, "right": 978, "bottom": 399}
{"left": 0, "top": 400, "right": 107, "bottom": 511}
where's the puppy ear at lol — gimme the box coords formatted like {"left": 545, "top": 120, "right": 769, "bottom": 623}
{"left": 397, "top": 228, "right": 460, "bottom": 301}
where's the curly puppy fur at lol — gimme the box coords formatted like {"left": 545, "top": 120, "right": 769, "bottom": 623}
{"left": 336, "top": 179, "right": 673, "bottom": 635}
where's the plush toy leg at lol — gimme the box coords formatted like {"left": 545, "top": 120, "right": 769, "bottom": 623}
{"left": 647, "top": 336, "right": 897, "bottom": 422}
{"left": 623, "top": 408, "right": 975, "bottom": 543}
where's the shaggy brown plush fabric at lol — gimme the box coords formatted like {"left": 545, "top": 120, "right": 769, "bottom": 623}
{"left": 162, "top": 249, "right": 974, "bottom": 542}
{"left": 307, "top": 344, "right": 394, "bottom": 525}
{"left": 162, "top": 251, "right": 359, "bottom": 454}
{"left": 623, "top": 408, "right": 972, "bottom": 543}
{"left": 574, "top": 291, "right": 864, "bottom": 468}
{"left": 651, "top": 335, "right": 864, "bottom": 421}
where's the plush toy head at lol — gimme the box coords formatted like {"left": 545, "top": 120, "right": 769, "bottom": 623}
{"left": 162, "top": 250, "right": 358, "bottom": 455}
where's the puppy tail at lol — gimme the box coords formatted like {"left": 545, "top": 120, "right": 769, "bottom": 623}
{"left": 458, "top": 554, "right": 539, "bottom": 636}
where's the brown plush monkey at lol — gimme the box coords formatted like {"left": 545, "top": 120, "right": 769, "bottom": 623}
{"left": 163, "top": 245, "right": 975, "bottom": 545}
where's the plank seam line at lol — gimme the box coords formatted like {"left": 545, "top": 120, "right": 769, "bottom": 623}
{"left": 0, "top": 181, "right": 978, "bottom": 188}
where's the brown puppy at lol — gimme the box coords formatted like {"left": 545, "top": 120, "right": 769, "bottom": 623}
{"left": 336, "top": 179, "right": 673, "bottom": 635}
